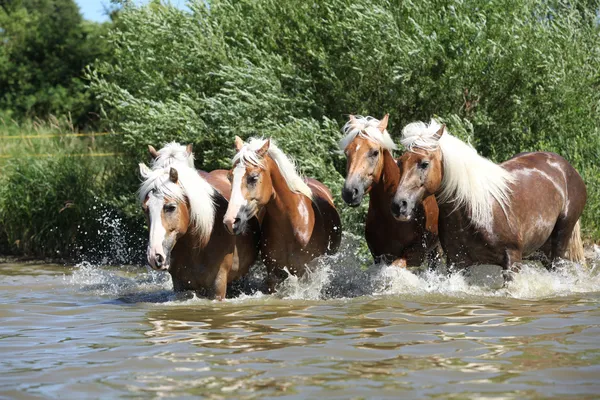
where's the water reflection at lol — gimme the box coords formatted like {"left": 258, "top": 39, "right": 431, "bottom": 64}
{"left": 2, "top": 263, "right": 600, "bottom": 399}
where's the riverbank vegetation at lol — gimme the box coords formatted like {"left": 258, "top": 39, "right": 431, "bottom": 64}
{"left": 1, "top": 0, "right": 599, "bottom": 261}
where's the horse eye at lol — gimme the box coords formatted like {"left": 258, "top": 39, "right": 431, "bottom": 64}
{"left": 370, "top": 150, "right": 380, "bottom": 158}
{"left": 247, "top": 175, "right": 258, "bottom": 184}
{"left": 227, "top": 172, "right": 233, "bottom": 182}
{"left": 164, "top": 204, "right": 177, "bottom": 212}
{"left": 419, "top": 161, "right": 430, "bottom": 169}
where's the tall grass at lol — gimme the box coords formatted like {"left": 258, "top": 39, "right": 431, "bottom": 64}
{"left": 0, "top": 116, "right": 144, "bottom": 262}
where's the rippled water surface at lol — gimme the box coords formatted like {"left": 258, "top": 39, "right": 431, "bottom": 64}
{"left": 2, "top": 250, "right": 600, "bottom": 399}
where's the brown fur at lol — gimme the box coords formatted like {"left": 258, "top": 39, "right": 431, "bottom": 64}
{"left": 395, "top": 146, "right": 586, "bottom": 280}
{"left": 342, "top": 126, "right": 439, "bottom": 266}
{"left": 142, "top": 169, "right": 260, "bottom": 299}
{"left": 223, "top": 140, "right": 342, "bottom": 292}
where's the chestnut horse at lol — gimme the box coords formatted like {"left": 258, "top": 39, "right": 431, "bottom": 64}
{"left": 223, "top": 137, "right": 342, "bottom": 292}
{"left": 340, "top": 114, "right": 439, "bottom": 267}
{"left": 139, "top": 146, "right": 259, "bottom": 299}
{"left": 391, "top": 120, "right": 586, "bottom": 282}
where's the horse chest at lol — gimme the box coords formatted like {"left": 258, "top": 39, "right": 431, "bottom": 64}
{"left": 261, "top": 214, "right": 322, "bottom": 270}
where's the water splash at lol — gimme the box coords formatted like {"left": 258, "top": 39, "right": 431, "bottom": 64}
{"left": 75, "top": 199, "right": 146, "bottom": 266}
{"left": 68, "top": 234, "right": 600, "bottom": 303}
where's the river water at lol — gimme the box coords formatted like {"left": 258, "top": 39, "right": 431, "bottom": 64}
{"left": 2, "top": 240, "right": 600, "bottom": 399}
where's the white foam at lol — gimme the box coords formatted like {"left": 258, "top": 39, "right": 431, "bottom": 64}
{"left": 68, "top": 235, "right": 600, "bottom": 303}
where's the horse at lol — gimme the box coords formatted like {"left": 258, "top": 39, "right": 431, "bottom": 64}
{"left": 340, "top": 114, "right": 439, "bottom": 268}
{"left": 223, "top": 137, "right": 342, "bottom": 292}
{"left": 391, "top": 119, "right": 586, "bottom": 282}
{"left": 138, "top": 146, "right": 260, "bottom": 299}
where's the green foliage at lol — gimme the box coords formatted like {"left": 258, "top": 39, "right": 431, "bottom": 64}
{"left": 0, "top": 117, "right": 143, "bottom": 261}
{"left": 89, "top": 0, "right": 600, "bottom": 239}
{"left": 0, "top": 0, "right": 112, "bottom": 127}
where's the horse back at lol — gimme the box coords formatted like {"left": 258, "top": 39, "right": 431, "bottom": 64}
{"left": 202, "top": 169, "right": 232, "bottom": 201}
{"left": 305, "top": 178, "right": 342, "bottom": 254}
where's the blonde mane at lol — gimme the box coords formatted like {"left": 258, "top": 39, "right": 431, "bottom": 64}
{"left": 233, "top": 138, "right": 313, "bottom": 199}
{"left": 401, "top": 119, "right": 515, "bottom": 229}
{"left": 151, "top": 142, "right": 194, "bottom": 169}
{"left": 339, "top": 115, "right": 397, "bottom": 151}
{"left": 138, "top": 163, "right": 215, "bottom": 240}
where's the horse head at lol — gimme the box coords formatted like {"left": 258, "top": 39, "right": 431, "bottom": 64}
{"left": 392, "top": 123, "right": 444, "bottom": 221}
{"left": 223, "top": 137, "right": 273, "bottom": 235}
{"left": 340, "top": 114, "right": 394, "bottom": 206}
{"left": 139, "top": 161, "right": 215, "bottom": 270}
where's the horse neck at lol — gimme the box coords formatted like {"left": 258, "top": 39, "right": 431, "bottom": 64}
{"left": 264, "top": 158, "right": 313, "bottom": 232}
{"left": 370, "top": 149, "right": 399, "bottom": 207}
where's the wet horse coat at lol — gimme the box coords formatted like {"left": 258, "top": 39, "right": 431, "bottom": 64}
{"left": 392, "top": 120, "right": 586, "bottom": 280}
{"left": 340, "top": 115, "right": 439, "bottom": 267}
{"left": 139, "top": 144, "right": 259, "bottom": 299}
{"left": 223, "top": 137, "right": 342, "bottom": 292}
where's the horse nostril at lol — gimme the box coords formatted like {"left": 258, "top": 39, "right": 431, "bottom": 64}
{"left": 400, "top": 200, "right": 408, "bottom": 209}
{"left": 391, "top": 201, "right": 400, "bottom": 216}
{"left": 233, "top": 217, "right": 240, "bottom": 227}
{"left": 352, "top": 187, "right": 359, "bottom": 198}
{"left": 155, "top": 254, "right": 164, "bottom": 266}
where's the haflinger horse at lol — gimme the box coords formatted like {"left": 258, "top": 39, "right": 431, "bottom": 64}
{"left": 340, "top": 114, "right": 439, "bottom": 268}
{"left": 139, "top": 144, "right": 259, "bottom": 299}
{"left": 391, "top": 119, "right": 586, "bottom": 282}
{"left": 223, "top": 137, "right": 342, "bottom": 292}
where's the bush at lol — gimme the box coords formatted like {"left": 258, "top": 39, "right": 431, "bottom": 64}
{"left": 85, "top": 0, "right": 598, "bottom": 238}
{"left": 0, "top": 117, "right": 145, "bottom": 262}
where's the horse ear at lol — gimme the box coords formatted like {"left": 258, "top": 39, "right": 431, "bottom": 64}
{"left": 378, "top": 114, "right": 389, "bottom": 132}
{"left": 234, "top": 136, "right": 244, "bottom": 152}
{"left": 433, "top": 124, "right": 445, "bottom": 140}
{"left": 349, "top": 114, "right": 357, "bottom": 123}
{"left": 139, "top": 163, "right": 151, "bottom": 179}
{"left": 186, "top": 143, "right": 193, "bottom": 156}
{"left": 148, "top": 145, "right": 159, "bottom": 160}
{"left": 256, "top": 139, "right": 270, "bottom": 158}
{"left": 169, "top": 167, "right": 178, "bottom": 183}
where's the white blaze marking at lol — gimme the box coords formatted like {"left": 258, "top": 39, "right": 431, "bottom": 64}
{"left": 225, "top": 164, "right": 249, "bottom": 222}
{"left": 147, "top": 193, "right": 167, "bottom": 261}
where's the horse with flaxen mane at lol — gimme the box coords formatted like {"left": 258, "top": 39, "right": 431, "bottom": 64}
{"left": 223, "top": 137, "right": 342, "bottom": 292}
{"left": 139, "top": 143, "right": 259, "bottom": 299}
{"left": 391, "top": 120, "right": 586, "bottom": 282}
{"left": 340, "top": 114, "right": 439, "bottom": 268}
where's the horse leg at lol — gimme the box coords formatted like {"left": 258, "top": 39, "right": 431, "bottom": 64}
{"left": 390, "top": 258, "right": 407, "bottom": 269}
{"left": 213, "top": 265, "right": 229, "bottom": 301}
{"left": 502, "top": 248, "right": 522, "bottom": 283}
{"left": 549, "top": 217, "right": 580, "bottom": 266}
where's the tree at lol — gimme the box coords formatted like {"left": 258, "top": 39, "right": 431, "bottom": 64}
{"left": 0, "top": 0, "right": 112, "bottom": 126}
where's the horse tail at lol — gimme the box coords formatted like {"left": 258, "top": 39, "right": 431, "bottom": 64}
{"left": 565, "top": 219, "right": 585, "bottom": 263}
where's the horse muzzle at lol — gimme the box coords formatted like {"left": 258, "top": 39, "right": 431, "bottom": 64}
{"left": 342, "top": 183, "right": 364, "bottom": 207}
{"left": 391, "top": 197, "right": 414, "bottom": 221}
{"left": 147, "top": 249, "right": 170, "bottom": 271}
{"left": 224, "top": 216, "right": 243, "bottom": 235}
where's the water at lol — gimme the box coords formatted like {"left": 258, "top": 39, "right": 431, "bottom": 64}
{"left": 2, "top": 242, "right": 600, "bottom": 399}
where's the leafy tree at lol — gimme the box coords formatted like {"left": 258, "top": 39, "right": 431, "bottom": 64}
{"left": 0, "top": 0, "right": 112, "bottom": 126}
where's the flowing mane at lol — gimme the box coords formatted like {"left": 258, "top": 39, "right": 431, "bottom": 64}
{"left": 138, "top": 163, "right": 215, "bottom": 240}
{"left": 401, "top": 119, "right": 515, "bottom": 229}
{"left": 339, "top": 115, "right": 397, "bottom": 151}
{"left": 234, "top": 138, "right": 313, "bottom": 199}
{"left": 151, "top": 142, "right": 194, "bottom": 169}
